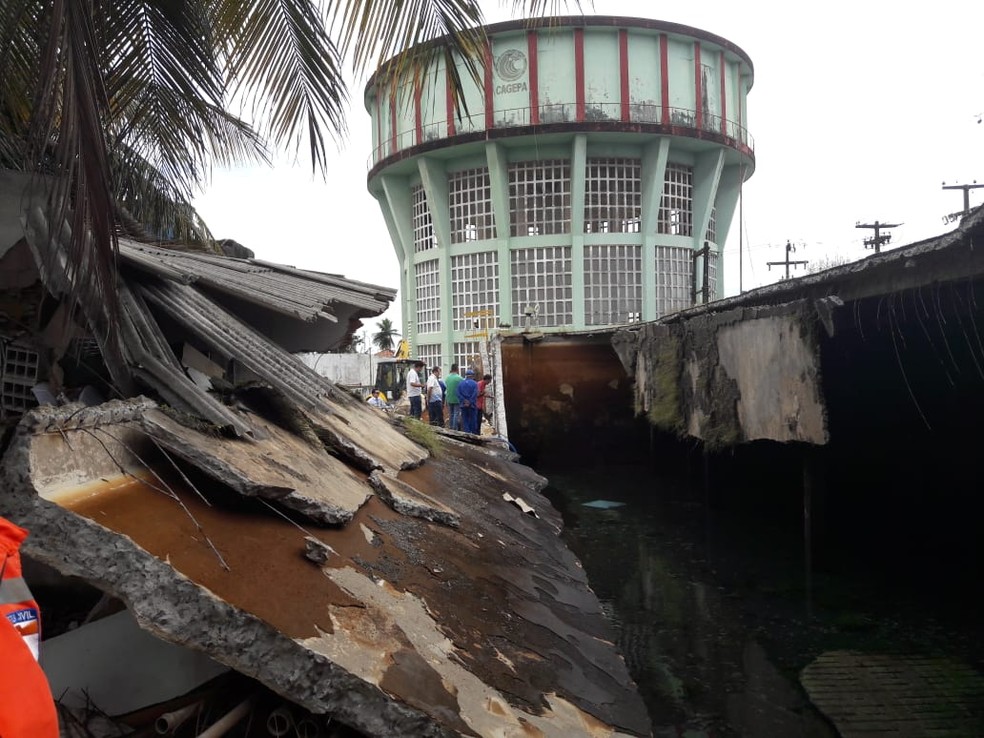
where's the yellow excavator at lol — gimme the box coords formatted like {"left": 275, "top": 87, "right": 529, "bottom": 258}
{"left": 374, "top": 339, "right": 413, "bottom": 401}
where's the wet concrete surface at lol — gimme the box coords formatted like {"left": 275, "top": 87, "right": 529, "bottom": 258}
{"left": 540, "top": 462, "right": 984, "bottom": 738}
{"left": 48, "top": 429, "right": 651, "bottom": 736}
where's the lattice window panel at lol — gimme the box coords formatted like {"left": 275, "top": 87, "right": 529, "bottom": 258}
{"left": 584, "top": 158, "right": 642, "bottom": 234}
{"left": 449, "top": 168, "right": 496, "bottom": 243}
{"left": 453, "top": 341, "right": 481, "bottom": 373}
{"left": 2, "top": 343, "right": 39, "bottom": 416}
{"left": 510, "top": 247, "right": 573, "bottom": 327}
{"left": 509, "top": 160, "right": 571, "bottom": 237}
{"left": 414, "top": 259, "right": 441, "bottom": 334}
{"left": 451, "top": 252, "right": 499, "bottom": 331}
{"left": 705, "top": 206, "right": 717, "bottom": 243}
{"left": 655, "top": 245, "right": 693, "bottom": 317}
{"left": 416, "top": 344, "right": 442, "bottom": 373}
{"left": 708, "top": 251, "right": 719, "bottom": 299}
{"left": 657, "top": 163, "right": 694, "bottom": 236}
{"left": 583, "top": 245, "right": 643, "bottom": 326}
{"left": 412, "top": 185, "right": 435, "bottom": 252}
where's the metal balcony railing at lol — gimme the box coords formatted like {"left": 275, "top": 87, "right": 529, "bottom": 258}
{"left": 369, "top": 102, "right": 754, "bottom": 167}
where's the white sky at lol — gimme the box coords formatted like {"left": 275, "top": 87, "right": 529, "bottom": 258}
{"left": 193, "top": 0, "right": 984, "bottom": 338}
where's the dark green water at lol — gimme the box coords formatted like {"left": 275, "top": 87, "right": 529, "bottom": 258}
{"left": 541, "top": 463, "right": 982, "bottom": 738}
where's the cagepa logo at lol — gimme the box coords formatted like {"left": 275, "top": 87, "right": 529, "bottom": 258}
{"left": 495, "top": 49, "right": 527, "bottom": 82}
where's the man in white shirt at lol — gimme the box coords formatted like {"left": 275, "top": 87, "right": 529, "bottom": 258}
{"left": 406, "top": 361, "right": 425, "bottom": 419}
{"left": 426, "top": 366, "right": 444, "bottom": 427}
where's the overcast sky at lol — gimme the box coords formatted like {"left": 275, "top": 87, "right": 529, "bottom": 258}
{"left": 194, "top": 0, "right": 984, "bottom": 338}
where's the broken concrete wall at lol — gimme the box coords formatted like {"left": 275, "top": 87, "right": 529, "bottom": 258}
{"left": 617, "top": 301, "right": 828, "bottom": 446}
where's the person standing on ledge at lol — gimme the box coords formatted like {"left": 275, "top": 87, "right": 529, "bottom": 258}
{"left": 426, "top": 366, "right": 444, "bottom": 427}
{"left": 444, "top": 364, "right": 463, "bottom": 430}
{"left": 406, "top": 360, "right": 425, "bottom": 419}
{"left": 478, "top": 373, "right": 493, "bottom": 428}
{"left": 458, "top": 368, "right": 479, "bottom": 434}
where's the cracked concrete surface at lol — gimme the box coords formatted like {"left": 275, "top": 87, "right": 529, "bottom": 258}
{"left": 2, "top": 399, "right": 651, "bottom": 738}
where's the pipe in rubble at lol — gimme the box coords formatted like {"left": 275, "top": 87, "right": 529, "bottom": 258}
{"left": 195, "top": 699, "right": 252, "bottom": 738}
{"left": 265, "top": 706, "right": 292, "bottom": 737}
{"left": 155, "top": 702, "right": 201, "bottom": 735}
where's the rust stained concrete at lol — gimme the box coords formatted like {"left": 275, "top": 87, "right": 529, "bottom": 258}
{"left": 3, "top": 400, "right": 651, "bottom": 738}
{"left": 500, "top": 333, "right": 640, "bottom": 464}
{"left": 143, "top": 407, "right": 371, "bottom": 524}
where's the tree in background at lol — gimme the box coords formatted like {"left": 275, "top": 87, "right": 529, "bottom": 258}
{"left": 372, "top": 318, "right": 398, "bottom": 352}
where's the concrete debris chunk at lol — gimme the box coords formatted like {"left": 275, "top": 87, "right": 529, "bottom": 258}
{"left": 304, "top": 536, "right": 335, "bottom": 564}
{"left": 368, "top": 471, "right": 460, "bottom": 528}
{"left": 502, "top": 492, "right": 539, "bottom": 518}
{"left": 142, "top": 408, "right": 371, "bottom": 525}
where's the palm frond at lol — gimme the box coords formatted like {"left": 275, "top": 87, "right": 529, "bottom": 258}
{"left": 99, "top": 0, "right": 269, "bottom": 201}
{"left": 0, "top": 0, "right": 43, "bottom": 170}
{"left": 110, "top": 140, "right": 216, "bottom": 244}
{"left": 110, "top": 83, "right": 269, "bottom": 200}
{"left": 334, "top": 0, "right": 486, "bottom": 116}
{"left": 29, "top": 0, "right": 123, "bottom": 366}
{"left": 504, "top": 0, "right": 586, "bottom": 19}
{"left": 215, "top": 0, "right": 348, "bottom": 174}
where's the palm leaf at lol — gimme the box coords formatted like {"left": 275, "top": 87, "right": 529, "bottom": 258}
{"left": 28, "top": 1, "right": 122, "bottom": 366}
{"left": 0, "top": 0, "right": 43, "bottom": 170}
{"left": 110, "top": 140, "right": 216, "bottom": 244}
{"left": 99, "top": 0, "right": 269, "bottom": 201}
{"left": 215, "top": 0, "right": 348, "bottom": 174}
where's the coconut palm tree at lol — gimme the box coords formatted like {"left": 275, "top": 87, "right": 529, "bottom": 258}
{"left": 372, "top": 318, "right": 398, "bottom": 352}
{"left": 0, "top": 0, "right": 577, "bottom": 333}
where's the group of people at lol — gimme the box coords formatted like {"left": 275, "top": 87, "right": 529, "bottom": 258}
{"left": 405, "top": 361, "right": 491, "bottom": 434}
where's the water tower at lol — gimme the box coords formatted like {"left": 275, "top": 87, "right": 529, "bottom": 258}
{"left": 365, "top": 16, "right": 754, "bottom": 370}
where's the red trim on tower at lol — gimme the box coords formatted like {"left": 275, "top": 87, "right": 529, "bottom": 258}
{"left": 659, "top": 34, "right": 669, "bottom": 124}
{"left": 619, "top": 29, "right": 630, "bottom": 122}
{"left": 737, "top": 62, "right": 744, "bottom": 140}
{"left": 375, "top": 93, "right": 382, "bottom": 160}
{"left": 574, "top": 27, "right": 585, "bottom": 122}
{"left": 389, "top": 89, "right": 397, "bottom": 154}
{"left": 694, "top": 41, "right": 702, "bottom": 131}
{"left": 414, "top": 78, "right": 423, "bottom": 144}
{"left": 719, "top": 50, "right": 727, "bottom": 136}
{"left": 484, "top": 40, "right": 494, "bottom": 130}
{"left": 528, "top": 31, "right": 539, "bottom": 125}
{"left": 446, "top": 65, "right": 456, "bottom": 136}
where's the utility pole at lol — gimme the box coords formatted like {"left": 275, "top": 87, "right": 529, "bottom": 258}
{"left": 691, "top": 242, "right": 711, "bottom": 305}
{"left": 941, "top": 181, "right": 984, "bottom": 221}
{"left": 767, "top": 240, "right": 808, "bottom": 280}
{"left": 855, "top": 220, "right": 900, "bottom": 254}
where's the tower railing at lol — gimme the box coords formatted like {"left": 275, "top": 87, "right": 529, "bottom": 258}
{"left": 369, "top": 103, "right": 753, "bottom": 168}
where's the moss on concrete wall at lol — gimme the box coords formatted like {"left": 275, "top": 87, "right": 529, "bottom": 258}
{"left": 645, "top": 334, "right": 686, "bottom": 435}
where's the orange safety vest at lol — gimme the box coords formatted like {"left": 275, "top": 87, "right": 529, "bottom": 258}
{"left": 0, "top": 517, "right": 59, "bottom": 738}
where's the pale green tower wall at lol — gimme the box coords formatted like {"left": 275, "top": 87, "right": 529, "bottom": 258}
{"left": 365, "top": 16, "right": 754, "bottom": 370}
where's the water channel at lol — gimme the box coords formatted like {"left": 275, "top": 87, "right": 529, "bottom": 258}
{"left": 539, "top": 458, "right": 984, "bottom": 737}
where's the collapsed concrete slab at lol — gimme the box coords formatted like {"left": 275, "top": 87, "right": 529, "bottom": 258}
{"left": 2, "top": 399, "right": 652, "bottom": 737}
{"left": 143, "top": 406, "right": 371, "bottom": 525}
{"left": 368, "top": 471, "right": 460, "bottom": 528}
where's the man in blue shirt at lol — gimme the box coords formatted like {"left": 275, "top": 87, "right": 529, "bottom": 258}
{"left": 458, "top": 368, "right": 479, "bottom": 434}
